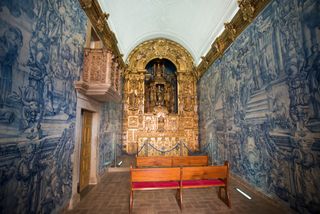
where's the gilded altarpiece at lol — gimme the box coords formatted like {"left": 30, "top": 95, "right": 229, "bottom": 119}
{"left": 123, "top": 39, "right": 199, "bottom": 155}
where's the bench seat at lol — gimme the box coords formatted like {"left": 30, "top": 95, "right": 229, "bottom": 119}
{"left": 180, "top": 163, "right": 231, "bottom": 208}
{"left": 132, "top": 181, "right": 180, "bottom": 189}
{"left": 182, "top": 179, "right": 225, "bottom": 188}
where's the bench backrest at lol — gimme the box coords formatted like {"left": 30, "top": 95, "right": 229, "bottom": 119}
{"left": 136, "top": 156, "right": 172, "bottom": 167}
{"left": 172, "top": 156, "right": 208, "bottom": 167}
{"left": 182, "top": 161, "right": 229, "bottom": 181}
{"left": 136, "top": 156, "right": 208, "bottom": 167}
{"left": 131, "top": 167, "right": 181, "bottom": 182}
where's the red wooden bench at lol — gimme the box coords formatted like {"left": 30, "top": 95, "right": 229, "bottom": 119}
{"left": 129, "top": 166, "right": 182, "bottom": 213}
{"left": 129, "top": 161, "right": 230, "bottom": 212}
{"left": 181, "top": 161, "right": 231, "bottom": 208}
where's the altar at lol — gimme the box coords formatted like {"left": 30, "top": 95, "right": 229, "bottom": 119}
{"left": 122, "top": 39, "right": 199, "bottom": 156}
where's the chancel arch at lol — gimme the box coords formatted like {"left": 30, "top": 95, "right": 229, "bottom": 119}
{"left": 123, "top": 38, "right": 199, "bottom": 155}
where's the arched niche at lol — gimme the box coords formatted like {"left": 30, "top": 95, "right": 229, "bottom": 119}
{"left": 144, "top": 58, "right": 178, "bottom": 114}
{"left": 126, "top": 38, "right": 195, "bottom": 75}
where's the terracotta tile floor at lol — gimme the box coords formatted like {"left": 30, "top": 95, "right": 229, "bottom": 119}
{"left": 66, "top": 171, "right": 295, "bottom": 214}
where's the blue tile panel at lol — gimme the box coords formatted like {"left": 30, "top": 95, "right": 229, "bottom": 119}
{"left": 98, "top": 101, "right": 123, "bottom": 175}
{"left": 0, "top": 0, "right": 87, "bottom": 213}
{"left": 198, "top": 0, "right": 320, "bottom": 213}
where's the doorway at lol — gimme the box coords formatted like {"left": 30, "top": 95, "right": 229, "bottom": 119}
{"left": 79, "top": 110, "right": 93, "bottom": 193}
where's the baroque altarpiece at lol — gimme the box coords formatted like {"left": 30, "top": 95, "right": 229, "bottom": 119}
{"left": 123, "top": 39, "right": 199, "bottom": 156}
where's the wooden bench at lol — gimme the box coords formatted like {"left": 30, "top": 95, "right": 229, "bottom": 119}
{"left": 136, "top": 156, "right": 208, "bottom": 167}
{"left": 129, "top": 161, "right": 230, "bottom": 212}
{"left": 181, "top": 161, "right": 231, "bottom": 208}
{"left": 130, "top": 166, "right": 182, "bottom": 213}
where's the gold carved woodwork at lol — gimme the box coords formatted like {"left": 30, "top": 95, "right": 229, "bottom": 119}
{"left": 128, "top": 116, "right": 139, "bottom": 127}
{"left": 96, "top": 13, "right": 109, "bottom": 33}
{"left": 212, "top": 36, "right": 225, "bottom": 56}
{"left": 238, "top": 0, "right": 255, "bottom": 22}
{"left": 127, "top": 39, "right": 195, "bottom": 77}
{"left": 196, "top": 0, "right": 271, "bottom": 77}
{"left": 178, "top": 72, "right": 196, "bottom": 115}
{"left": 79, "top": 0, "right": 92, "bottom": 9}
{"left": 128, "top": 130, "right": 135, "bottom": 142}
{"left": 125, "top": 73, "right": 144, "bottom": 111}
{"left": 224, "top": 22, "right": 237, "bottom": 41}
{"left": 123, "top": 38, "right": 199, "bottom": 155}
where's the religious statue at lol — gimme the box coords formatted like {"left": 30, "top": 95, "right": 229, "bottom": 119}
{"left": 128, "top": 89, "right": 138, "bottom": 111}
{"left": 156, "top": 84, "right": 165, "bottom": 106}
{"left": 157, "top": 115, "right": 165, "bottom": 132}
{"left": 183, "top": 85, "right": 194, "bottom": 112}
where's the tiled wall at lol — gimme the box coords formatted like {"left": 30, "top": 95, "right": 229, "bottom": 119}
{"left": 198, "top": 0, "right": 320, "bottom": 213}
{"left": 0, "top": 0, "right": 87, "bottom": 213}
{"left": 99, "top": 101, "right": 123, "bottom": 174}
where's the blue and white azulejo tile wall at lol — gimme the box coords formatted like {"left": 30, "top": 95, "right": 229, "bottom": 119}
{"left": 0, "top": 0, "right": 87, "bottom": 213}
{"left": 198, "top": 0, "right": 320, "bottom": 213}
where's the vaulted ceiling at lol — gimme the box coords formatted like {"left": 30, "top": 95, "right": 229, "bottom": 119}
{"left": 98, "top": 0, "right": 239, "bottom": 65}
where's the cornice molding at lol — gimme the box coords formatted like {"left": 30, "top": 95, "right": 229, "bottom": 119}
{"left": 78, "top": 0, "right": 125, "bottom": 68}
{"left": 196, "top": 0, "right": 271, "bottom": 78}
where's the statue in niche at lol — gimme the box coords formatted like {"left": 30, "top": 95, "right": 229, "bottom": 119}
{"left": 157, "top": 115, "right": 165, "bottom": 132}
{"left": 183, "top": 84, "right": 194, "bottom": 112}
{"left": 144, "top": 59, "right": 177, "bottom": 113}
{"left": 128, "top": 79, "right": 141, "bottom": 111}
{"left": 166, "top": 85, "right": 174, "bottom": 113}
{"left": 156, "top": 84, "right": 165, "bottom": 106}
{"left": 128, "top": 89, "right": 138, "bottom": 111}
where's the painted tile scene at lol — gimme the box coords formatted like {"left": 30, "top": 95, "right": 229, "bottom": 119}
{"left": 0, "top": 0, "right": 319, "bottom": 213}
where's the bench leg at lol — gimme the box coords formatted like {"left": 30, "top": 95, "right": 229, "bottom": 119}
{"left": 130, "top": 190, "right": 133, "bottom": 213}
{"left": 217, "top": 186, "right": 231, "bottom": 208}
{"left": 225, "top": 187, "right": 231, "bottom": 208}
{"left": 178, "top": 188, "right": 183, "bottom": 210}
{"left": 218, "top": 186, "right": 222, "bottom": 199}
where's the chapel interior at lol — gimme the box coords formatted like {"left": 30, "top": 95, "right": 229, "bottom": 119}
{"left": 0, "top": 0, "right": 319, "bottom": 214}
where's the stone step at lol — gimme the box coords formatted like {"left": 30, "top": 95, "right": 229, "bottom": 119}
{"left": 248, "top": 92, "right": 268, "bottom": 104}
{"left": 246, "top": 102, "right": 269, "bottom": 111}
{"left": 246, "top": 106, "right": 269, "bottom": 114}
{"left": 108, "top": 167, "right": 130, "bottom": 172}
{"left": 245, "top": 112, "right": 268, "bottom": 119}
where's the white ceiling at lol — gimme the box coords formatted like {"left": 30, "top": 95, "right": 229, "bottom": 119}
{"left": 98, "top": 0, "right": 239, "bottom": 65}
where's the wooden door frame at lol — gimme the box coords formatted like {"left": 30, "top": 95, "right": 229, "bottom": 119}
{"left": 69, "top": 92, "right": 101, "bottom": 209}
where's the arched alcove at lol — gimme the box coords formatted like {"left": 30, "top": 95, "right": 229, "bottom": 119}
{"left": 145, "top": 58, "right": 178, "bottom": 114}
